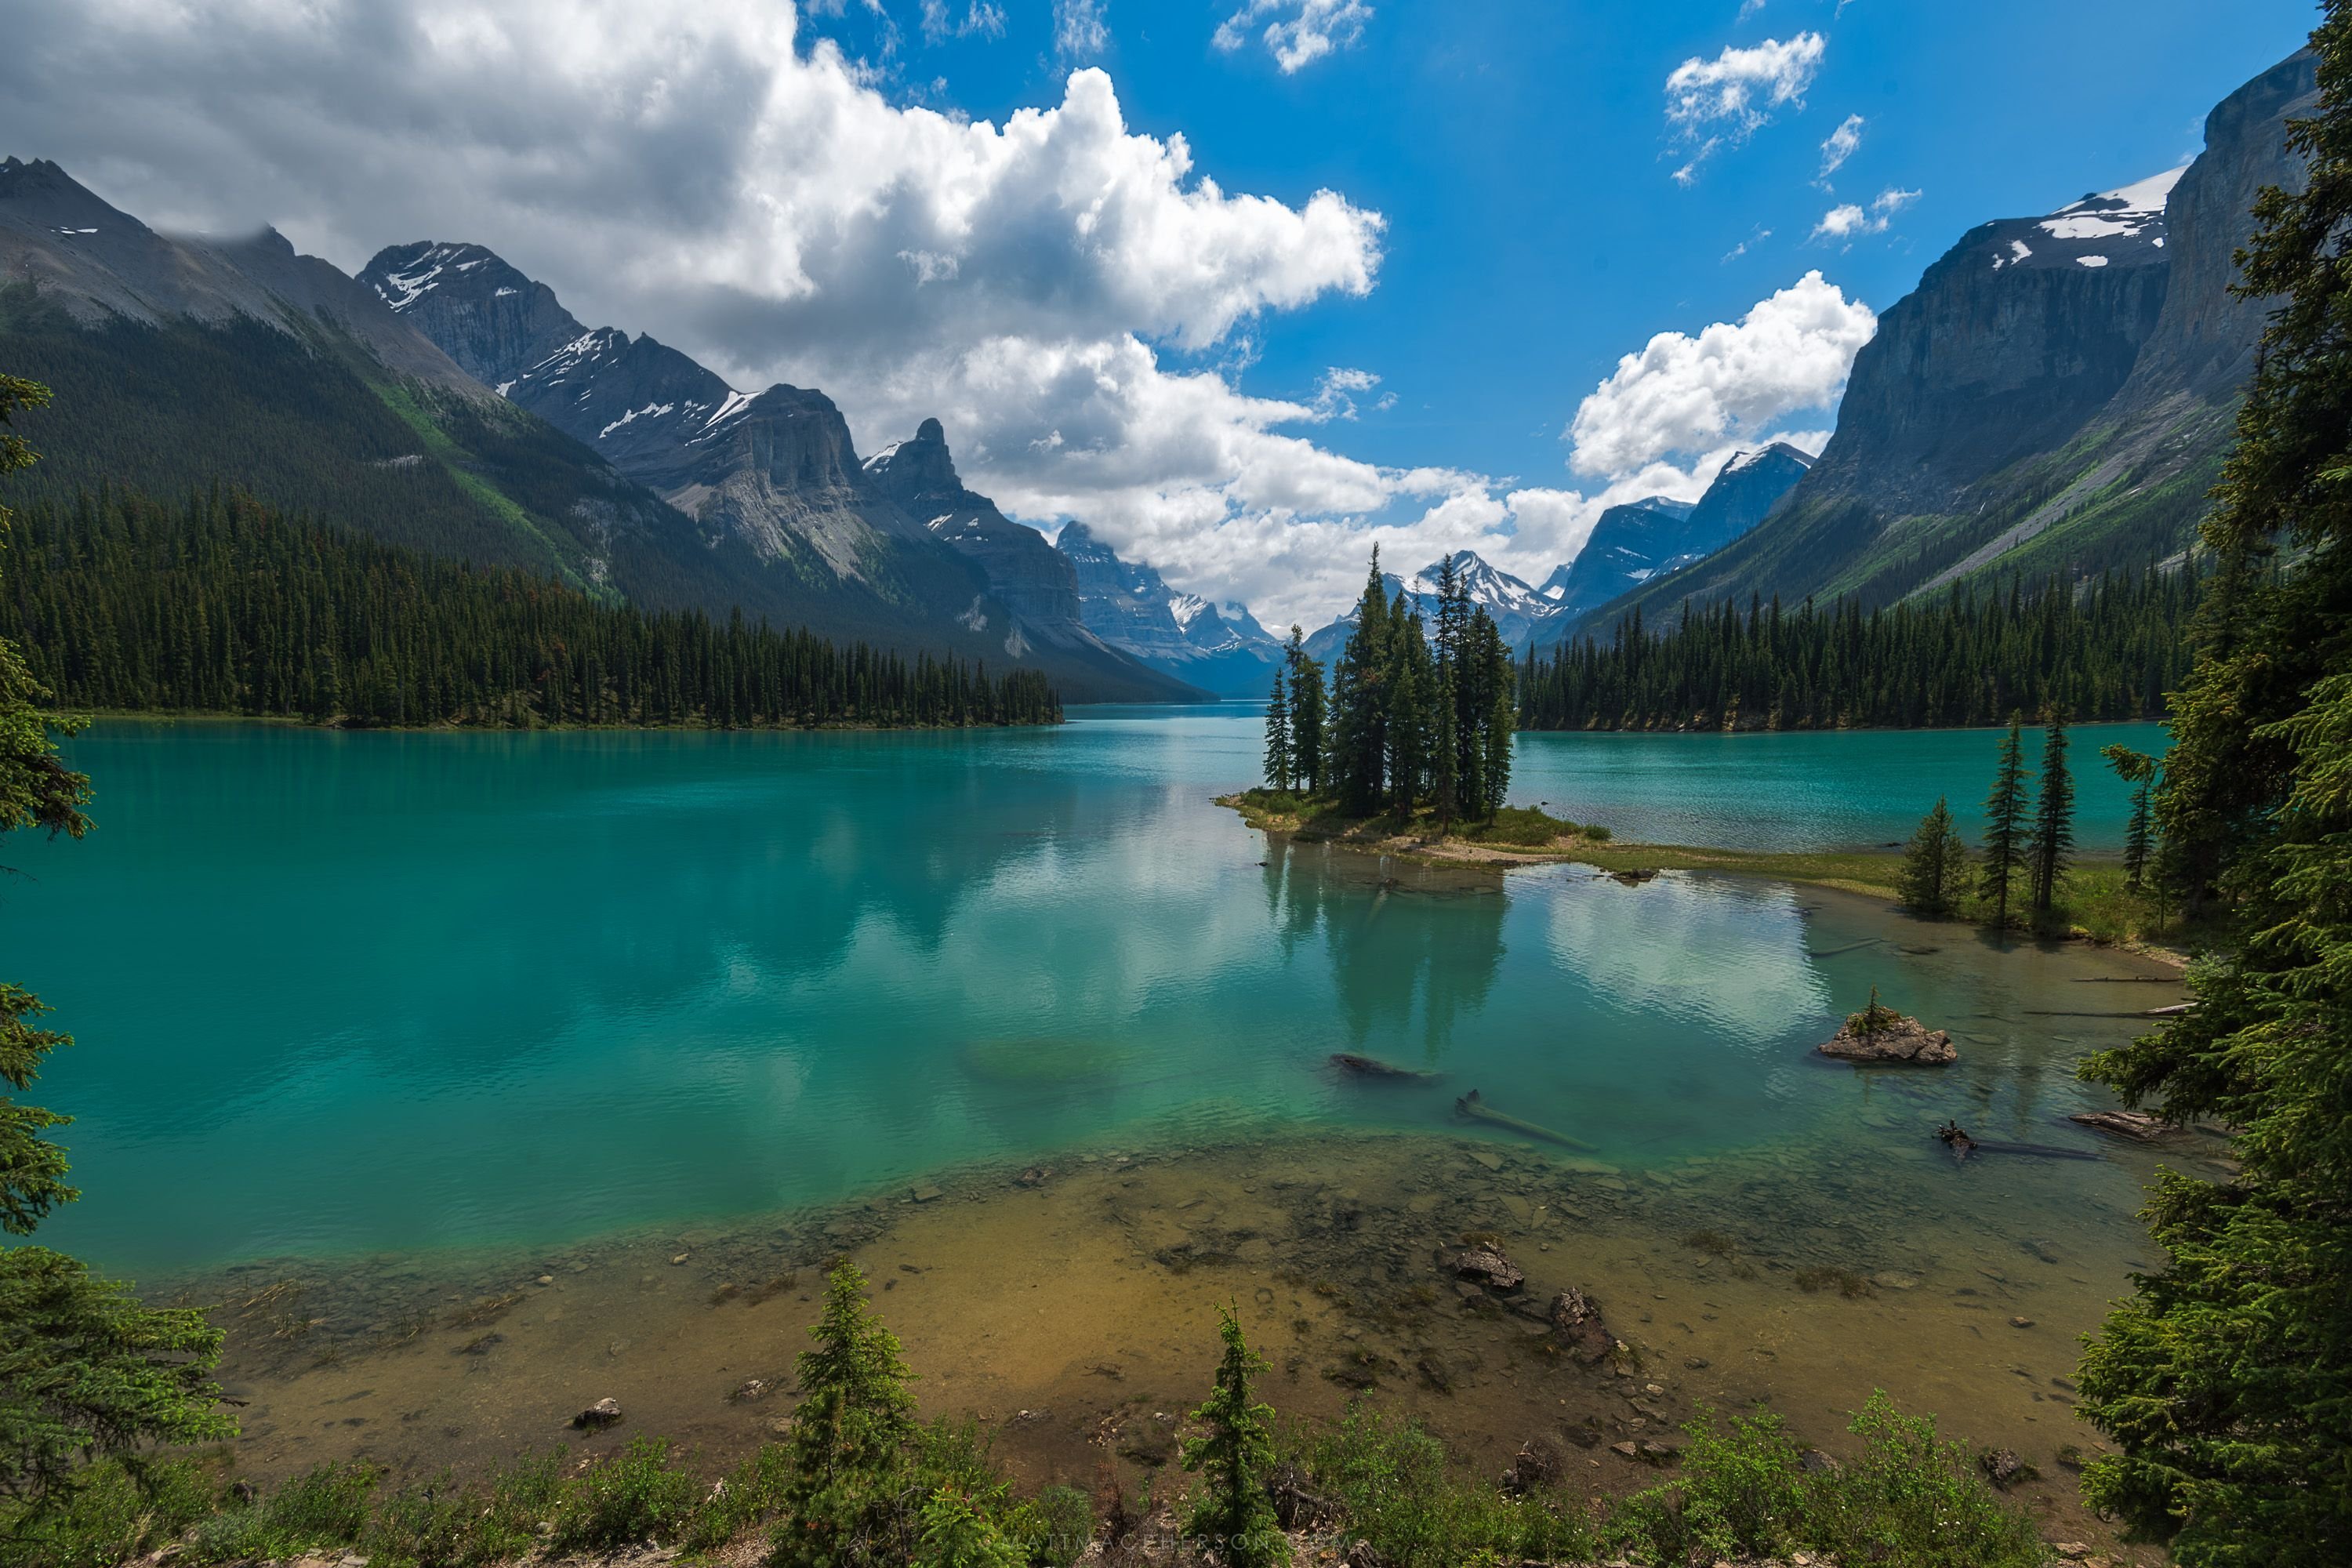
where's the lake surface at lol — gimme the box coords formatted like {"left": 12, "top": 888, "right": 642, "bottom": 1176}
{"left": 13, "top": 710, "right": 2169, "bottom": 1275}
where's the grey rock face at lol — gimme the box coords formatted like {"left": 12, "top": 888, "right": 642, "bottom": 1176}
{"left": 1062, "top": 520, "right": 1283, "bottom": 695}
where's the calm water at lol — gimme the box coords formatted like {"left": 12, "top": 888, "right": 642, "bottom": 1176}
{"left": 11, "top": 710, "right": 2169, "bottom": 1273}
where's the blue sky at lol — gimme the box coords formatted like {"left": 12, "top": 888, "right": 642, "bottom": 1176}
{"left": 0, "top": 0, "right": 2319, "bottom": 626}
{"left": 815, "top": 0, "right": 2312, "bottom": 488}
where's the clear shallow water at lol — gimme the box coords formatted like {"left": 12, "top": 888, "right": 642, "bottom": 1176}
{"left": 12, "top": 710, "right": 2171, "bottom": 1273}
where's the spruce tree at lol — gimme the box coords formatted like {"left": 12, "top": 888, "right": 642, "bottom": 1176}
{"left": 1181, "top": 1307, "right": 1287, "bottom": 1568}
{"left": 1431, "top": 660, "right": 1461, "bottom": 824}
{"left": 1327, "top": 551, "right": 1392, "bottom": 815}
{"left": 2101, "top": 743, "right": 2158, "bottom": 890}
{"left": 2077, "top": 8, "right": 2352, "bottom": 1555}
{"left": 777, "top": 1261, "right": 919, "bottom": 1567}
{"left": 1262, "top": 666, "right": 1292, "bottom": 792}
{"left": 1894, "top": 797, "right": 1969, "bottom": 916}
{"left": 2028, "top": 708, "right": 2074, "bottom": 919}
{"left": 1283, "top": 627, "right": 1326, "bottom": 797}
{"left": 1385, "top": 615, "right": 1425, "bottom": 818}
{"left": 1475, "top": 612, "right": 1515, "bottom": 818}
{"left": 1978, "top": 713, "right": 2031, "bottom": 930}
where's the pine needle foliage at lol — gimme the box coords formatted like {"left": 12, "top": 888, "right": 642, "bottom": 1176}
{"left": 2075, "top": 9, "right": 2352, "bottom": 1560}
{"left": 1181, "top": 1307, "right": 1288, "bottom": 1568}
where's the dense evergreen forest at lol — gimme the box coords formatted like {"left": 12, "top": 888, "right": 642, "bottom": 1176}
{"left": 1519, "top": 564, "right": 2200, "bottom": 731}
{"left": 1264, "top": 552, "right": 1517, "bottom": 819}
{"left": 0, "top": 488, "right": 1061, "bottom": 728}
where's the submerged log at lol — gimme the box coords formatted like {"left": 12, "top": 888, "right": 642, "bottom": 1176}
{"left": 1330, "top": 1052, "right": 1441, "bottom": 1083}
{"left": 2067, "top": 1109, "right": 2179, "bottom": 1143}
{"left": 1454, "top": 1089, "right": 1595, "bottom": 1152}
{"left": 1938, "top": 1120, "right": 2100, "bottom": 1163}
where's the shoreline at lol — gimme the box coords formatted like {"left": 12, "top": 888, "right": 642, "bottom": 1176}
{"left": 1216, "top": 790, "right": 2192, "bottom": 967}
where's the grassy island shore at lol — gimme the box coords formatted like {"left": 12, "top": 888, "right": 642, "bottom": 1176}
{"left": 1218, "top": 787, "right": 2193, "bottom": 959}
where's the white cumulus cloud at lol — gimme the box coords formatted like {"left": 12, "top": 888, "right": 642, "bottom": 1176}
{"left": 1810, "top": 186, "right": 1920, "bottom": 242}
{"left": 1818, "top": 112, "right": 1863, "bottom": 181}
{"left": 1664, "top": 32, "right": 1824, "bottom": 182}
{"left": 1213, "top": 0, "right": 1373, "bottom": 74}
{"left": 1564, "top": 270, "right": 1875, "bottom": 478}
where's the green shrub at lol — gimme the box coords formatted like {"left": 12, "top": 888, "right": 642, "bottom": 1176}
{"left": 0, "top": 1456, "right": 221, "bottom": 1568}
{"left": 682, "top": 1441, "right": 796, "bottom": 1552}
{"left": 548, "top": 1436, "right": 699, "bottom": 1553}
{"left": 1804, "top": 1394, "right": 2045, "bottom": 1568}
{"left": 1298, "top": 1406, "right": 1598, "bottom": 1568}
{"left": 1460, "top": 806, "right": 1584, "bottom": 847}
{"left": 359, "top": 1473, "right": 470, "bottom": 1568}
{"left": 1005, "top": 1484, "right": 1094, "bottom": 1567}
{"left": 183, "top": 1461, "right": 377, "bottom": 1563}
{"left": 1612, "top": 1406, "right": 1806, "bottom": 1563}
{"left": 461, "top": 1449, "right": 568, "bottom": 1564}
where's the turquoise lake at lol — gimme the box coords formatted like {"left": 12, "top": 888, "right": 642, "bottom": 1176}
{"left": 10, "top": 710, "right": 2170, "bottom": 1274}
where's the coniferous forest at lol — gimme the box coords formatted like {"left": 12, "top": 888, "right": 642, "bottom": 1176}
{"left": 1518, "top": 564, "right": 2201, "bottom": 731}
{"left": 0, "top": 487, "right": 1062, "bottom": 729}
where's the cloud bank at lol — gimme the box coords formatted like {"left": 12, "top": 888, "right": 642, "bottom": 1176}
{"left": 2, "top": 0, "right": 1872, "bottom": 632}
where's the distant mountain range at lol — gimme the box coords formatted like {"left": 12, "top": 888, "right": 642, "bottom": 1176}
{"left": 1574, "top": 47, "right": 2316, "bottom": 637}
{"left": 0, "top": 45, "right": 2317, "bottom": 698}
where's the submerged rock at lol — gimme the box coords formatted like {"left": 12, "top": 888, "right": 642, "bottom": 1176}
{"left": 1451, "top": 1245, "right": 1524, "bottom": 1293}
{"left": 573, "top": 1396, "right": 622, "bottom": 1430}
{"left": 1548, "top": 1285, "right": 1613, "bottom": 1364}
{"left": 1817, "top": 1009, "right": 1955, "bottom": 1065}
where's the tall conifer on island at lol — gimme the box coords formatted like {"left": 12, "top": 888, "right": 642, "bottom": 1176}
{"left": 2077, "top": 6, "right": 2352, "bottom": 1556}
{"left": 1181, "top": 1307, "right": 1288, "bottom": 1568}
{"left": 1328, "top": 550, "right": 1392, "bottom": 815}
{"left": 1385, "top": 608, "right": 1429, "bottom": 818}
{"left": 1978, "top": 713, "right": 2031, "bottom": 929}
{"left": 1261, "top": 666, "right": 1292, "bottom": 792}
{"left": 2028, "top": 708, "right": 2074, "bottom": 920}
{"left": 1895, "top": 797, "right": 1969, "bottom": 916}
{"left": 0, "top": 372, "right": 234, "bottom": 1500}
{"left": 1283, "top": 627, "right": 1326, "bottom": 796}
{"left": 1476, "top": 612, "right": 1515, "bottom": 818}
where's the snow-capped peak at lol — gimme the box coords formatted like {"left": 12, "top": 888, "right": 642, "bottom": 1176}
{"left": 2038, "top": 165, "right": 2185, "bottom": 241}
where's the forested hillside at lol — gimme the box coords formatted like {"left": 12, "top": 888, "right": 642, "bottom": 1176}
{"left": 0, "top": 488, "right": 1061, "bottom": 728}
{"left": 1519, "top": 564, "right": 2199, "bottom": 731}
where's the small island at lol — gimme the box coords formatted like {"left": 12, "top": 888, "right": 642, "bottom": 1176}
{"left": 1817, "top": 990, "right": 1957, "bottom": 1065}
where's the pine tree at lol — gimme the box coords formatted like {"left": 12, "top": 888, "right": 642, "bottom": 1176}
{"left": 1327, "top": 550, "right": 1392, "bottom": 815}
{"left": 1181, "top": 1306, "right": 1288, "bottom": 1568}
{"left": 2101, "top": 743, "right": 2158, "bottom": 890}
{"left": 1385, "top": 615, "right": 1425, "bottom": 818}
{"left": 2028, "top": 708, "right": 2074, "bottom": 919}
{"left": 1475, "top": 612, "right": 1515, "bottom": 818}
{"left": 1261, "top": 666, "right": 1292, "bottom": 792}
{"left": 1431, "top": 659, "right": 1461, "bottom": 824}
{"left": 1283, "top": 627, "right": 1326, "bottom": 796}
{"left": 777, "top": 1261, "right": 919, "bottom": 1567}
{"left": 1893, "top": 797, "right": 1969, "bottom": 916}
{"left": 1978, "top": 713, "right": 2031, "bottom": 930}
{"left": 2077, "top": 10, "right": 2352, "bottom": 1554}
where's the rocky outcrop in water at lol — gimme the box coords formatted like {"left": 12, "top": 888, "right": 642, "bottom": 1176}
{"left": 1817, "top": 1011, "right": 1956, "bottom": 1065}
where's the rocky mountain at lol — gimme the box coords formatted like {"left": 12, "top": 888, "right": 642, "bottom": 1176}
{"left": 1577, "top": 48, "right": 2318, "bottom": 632}
{"left": 358, "top": 242, "right": 1199, "bottom": 702}
{"left": 0, "top": 157, "right": 764, "bottom": 606}
{"left": 1537, "top": 443, "right": 1813, "bottom": 636}
{"left": 1059, "top": 521, "right": 1284, "bottom": 696}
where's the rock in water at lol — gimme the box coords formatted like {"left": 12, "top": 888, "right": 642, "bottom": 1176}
{"left": 1452, "top": 1245, "right": 1524, "bottom": 1293}
{"left": 1817, "top": 1011, "right": 1956, "bottom": 1064}
{"left": 574, "top": 1397, "right": 622, "bottom": 1430}
{"left": 1548, "top": 1286, "right": 1613, "bottom": 1364}
{"left": 2068, "top": 1109, "right": 2175, "bottom": 1142}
